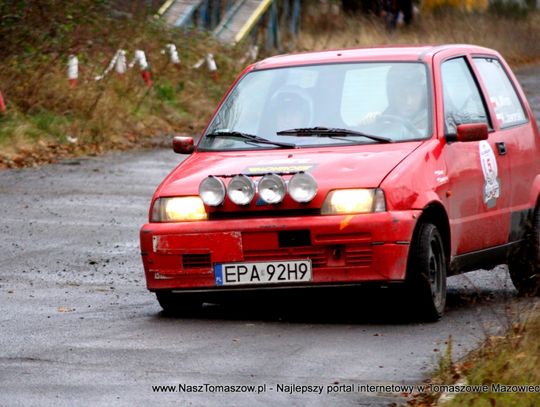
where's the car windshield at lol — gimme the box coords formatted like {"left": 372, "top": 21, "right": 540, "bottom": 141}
{"left": 199, "top": 62, "right": 431, "bottom": 151}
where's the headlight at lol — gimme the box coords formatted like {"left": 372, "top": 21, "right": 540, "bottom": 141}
{"left": 258, "top": 174, "right": 286, "bottom": 204}
{"left": 288, "top": 172, "right": 317, "bottom": 203}
{"left": 227, "top": 175, "right": 256, "bottom": 205}
{"left": 199, "top": 176, "right": 226, "bottom": 206}
{"left": 321, "top": 188, "right": 386, "bottom": 215}
{"left": 151, "top": 197, "right": 208, "bottom": 222}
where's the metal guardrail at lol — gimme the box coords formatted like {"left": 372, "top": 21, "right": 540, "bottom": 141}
{"left": 234, "top": 0, "right": 273, "bottom": 43}
{"left": 157, "top": 0, "right": 301, "bottom": 48}
{"left": 213, "top": 0, "right": 250, "bottom": 41}
{"left": 156, "top": 0, "right": 176, "bottom": 16}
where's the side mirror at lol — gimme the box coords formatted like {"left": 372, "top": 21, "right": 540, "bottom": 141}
{"left": 172, "top": 136, "right": 195, "bottom": 154}
{"left": 448, "top": 123, "right": 489, "bottom": 143}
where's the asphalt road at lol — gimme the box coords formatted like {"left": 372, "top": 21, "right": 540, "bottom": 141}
{"left": 1, "top": 67, "right": 540, "bottom": 407}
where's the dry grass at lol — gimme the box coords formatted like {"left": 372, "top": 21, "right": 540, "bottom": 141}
{"left": 298, "top": 10, "right": 540, "bottom": 66}
{"left": 451, "top": 307, "right": 540, "bottom": 406}
{"left": 408, "top": 304, "right": 540, "bottom": 406}
{"left": 0, "top": 27, "right": 247, "bottom": 167}
{"left": 2, "top": 5, "right": 540, "bottom": 167}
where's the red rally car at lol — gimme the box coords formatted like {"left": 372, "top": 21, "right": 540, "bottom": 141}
{"left": 140, "top": 44, "right": 540, "bottom": 320}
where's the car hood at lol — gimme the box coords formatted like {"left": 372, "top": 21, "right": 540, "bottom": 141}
{"left": 158, "top": 141, "right": 424, "bottom": 197}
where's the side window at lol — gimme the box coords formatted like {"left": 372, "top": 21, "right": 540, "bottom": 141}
{"left": 441, "top": 58, "right": 488, "bottom": 134}
{"left": 473, "top": 58, "right": 527, "bottom": 128}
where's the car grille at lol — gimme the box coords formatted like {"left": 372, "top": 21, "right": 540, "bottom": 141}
{"left": 179, "top": 245, "right": 372, "bottom": 270}
{"left": 182, "top": 253, "right": 212, "bottom": 269}
{"left": 344, "top": 246, "right": 373, "bottom": 266}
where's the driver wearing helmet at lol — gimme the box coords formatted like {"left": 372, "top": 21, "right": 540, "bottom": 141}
{"left": 359, "top": 64, "right": 428, "bottom": 137}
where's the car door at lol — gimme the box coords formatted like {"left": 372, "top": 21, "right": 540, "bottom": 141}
{"left": 471, "top": 56, "right": 540, "bottom": 242}
{"left": 438, "top": 56, "right": 512, "bottom": 254}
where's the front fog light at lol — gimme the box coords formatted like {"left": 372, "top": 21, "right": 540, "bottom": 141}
{"left": 288, "top": 172, "right": 317, "bottom": 203}
{"left": 199, "top": 176, "right": 226, "bottom": 206}
{"left": 227, "top": 175, "right": 256, "bottom": 205}
{"left": 258, "top": 174, "right": 286, "bottom": 204}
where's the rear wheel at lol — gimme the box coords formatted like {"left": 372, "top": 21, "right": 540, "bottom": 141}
{"left": 156, "top": 291, "right": 202, "bottom": 315}
{"left": 508, "top": 208, "right": 540, "bottom": 296}
{"left": 405, "top": 223, "right": 447, "bottom": 321}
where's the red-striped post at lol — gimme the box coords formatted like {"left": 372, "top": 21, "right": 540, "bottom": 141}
{"left": 0, "top": 90, "right": 6, "bottom": 113}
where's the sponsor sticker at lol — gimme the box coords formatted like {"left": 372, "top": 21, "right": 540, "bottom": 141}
{"left": 243, "top": 165, "right": 315, "bottom": 175}
{"left": 479, "top": 140, "right": 500, "bottom": 208}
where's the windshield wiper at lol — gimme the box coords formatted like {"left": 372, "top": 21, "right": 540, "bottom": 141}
{"left": 276, "top": 127, "right": 393, "bottom": 143}
{"left": 206, "top": 131, "right": 297, "bottom": 149}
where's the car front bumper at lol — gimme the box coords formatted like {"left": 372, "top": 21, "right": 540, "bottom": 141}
{"left": 140, "top": 210, "right": 420, "bottom": 292}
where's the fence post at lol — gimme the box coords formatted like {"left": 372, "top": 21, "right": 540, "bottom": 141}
{"left": 0, "top": 90, "right": 6, "bottom": 113}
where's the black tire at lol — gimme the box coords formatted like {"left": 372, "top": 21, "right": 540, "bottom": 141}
{"left": 156, "top": 291, "right": 202, "bottom": 316}
{"left": 508, "top": 208, "right": 540, "bottom": 297}
{"left": 405, "top": 223, "right": 447, "bottom": 321}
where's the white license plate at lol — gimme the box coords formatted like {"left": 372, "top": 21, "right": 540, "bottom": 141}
{"left": 214, "top": 260, "right": 312, "bottom": 286}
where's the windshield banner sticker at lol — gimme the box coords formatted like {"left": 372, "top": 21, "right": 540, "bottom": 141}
{"left": 244, "top": 164, "right": 315, "bottom": 175}
{"left": 479, "top": 140, "right": 500, "bottom": 208}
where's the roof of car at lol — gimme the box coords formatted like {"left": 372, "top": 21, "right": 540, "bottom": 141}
{"left": 253, "top": 44, "right": 497, "bottom": 70}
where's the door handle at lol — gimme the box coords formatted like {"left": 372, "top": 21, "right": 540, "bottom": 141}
{"left": 496, "top": 142, "right": 507, "bottom": 156}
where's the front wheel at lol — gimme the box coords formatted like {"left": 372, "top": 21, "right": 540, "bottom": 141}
{"left": 508, "top": 208, "right": 540, "bottom": 296}
{"left": 405, "top": 223, "right": 447, "bottom": 321}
